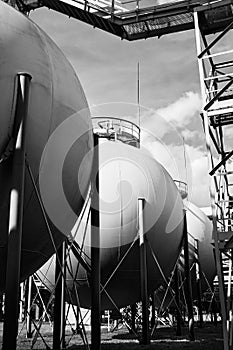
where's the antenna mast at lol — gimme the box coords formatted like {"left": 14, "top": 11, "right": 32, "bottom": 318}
{"left": 137, "top": 62, "right": 141, "bottom": 128}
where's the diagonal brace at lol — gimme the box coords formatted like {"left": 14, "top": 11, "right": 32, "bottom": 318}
{"left": 209, "top": 149, "right": 233, "bottom": 175}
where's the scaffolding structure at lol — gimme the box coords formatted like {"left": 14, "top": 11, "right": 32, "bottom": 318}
{"left": 194, "top": 7, "right": 233, "bottom": 350}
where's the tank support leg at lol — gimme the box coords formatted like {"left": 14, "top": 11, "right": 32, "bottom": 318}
{"left": 91, "top": 134, "right": 101, "bottom": 350}
{"left": 183, "top": 210, "right": 195, "bottom": 341}
{"left": 131, "top": 303, "right": 137, "bottom": 332}
{"left": 0, "top": 295, "right": 4, "bottom": 321}
{"left": 53, "top": 241, "right": 66, "bottom": 350}
{"left": 138, "top": 198, "right": 150, "bottom": 345}
{"left": 19, "top": 283, "right": 24, "bottom": 323}
{"left": 151, "top": 293, "right": 156, "bottom": 330}
{"left": 2, "top": 73, "right": 31, "bottom": 350}
{"left": 175, "top": 265, "right": 182, "bottom": 336}
{"left": 195, "top": 240, "right": 203, "bottom": 328}
{"left": 26, "top": 276, "right": 33, "bottom": 338}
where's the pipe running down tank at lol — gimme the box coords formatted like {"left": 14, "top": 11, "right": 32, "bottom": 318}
{"left": 0, "top": 1, "right": 93, "bottom": 293}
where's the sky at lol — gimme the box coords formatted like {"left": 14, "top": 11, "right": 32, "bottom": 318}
{"left": 30, "top": 6, "right": 211, "bottom": 207}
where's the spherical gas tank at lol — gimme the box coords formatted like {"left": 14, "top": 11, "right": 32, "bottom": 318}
{"left": 153, "top": 201, "right": 215, "bottom": 312}
{"left": 0, "top": 2, "right": 93, "bottom": 292}
{"left": 185, "top": 201, "right": 215, "bottom": 289}
{"left": 66, "top": 140, "right": 184, "bottom": 309}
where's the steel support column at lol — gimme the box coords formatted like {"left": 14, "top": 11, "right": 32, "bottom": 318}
{"left": 0, "top": 295, "right": 3, "bottom": 321}
{"left": 195, "top": 240, "right": 203, "bottom": 328}
{"left": 26, "top": 276, "right": 33, "bottom": 338}
{"left": 150, "top": 293, "right": 156, "bottom": 330}
{"left": 138, "top": 197, "right": 150, "bottom": 345}
{"left": 19, "top": 283, "right": 24, "bottom": 323}
{"left": 183, "top": 210, "right": 195, "bottom": 341}
{"left": 131, "top": 303, "right": 137, "bottom": 333}
{"left": 91, "top": 133, "right": 101, "bottom": 350}
{"left": 2, "top": 73, "right": 31, "bottom": 350}
{"left": 53, "top": 241, "right": 66, "bottom": 350}
{"left": 174, "top": 265, "right": 182, "bottom": 336}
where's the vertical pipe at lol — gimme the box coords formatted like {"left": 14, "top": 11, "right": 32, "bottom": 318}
{"left": 131, "top": 303, "right": 136, "bottom": 333}
{"left": 19, "top": 283, "right": 24, "bottom": 323}
{"left": 183, "top": 210, "right": 195, "bottom": 341}
{"left": 0, "top": 294, "right": 4, "bottom": 321}
{"left": 195, "top": 240, "right": 203, "bottom": 328}
{"left": 111, "top": 0, "right": 115, "bottom": 19}
{"left": 2, "top": 73, "right": 31, "bottom": 350}
{"left": 35, "top": 304, "right": 40, "bottom": 321}
{"left": 53, "top": 241, "right": 66, "bottom": 350}
{"left": 138, "top": 198, "right": 150, "bottom": 345}
{"left": 26, "top": 276, "right": 33, "bottom": 338}
{"left": 227, "top": 251, "right": 233, "bottom": 346}
{"left": 107, "top": 310, "right": 110, "bottom": 332}
{"left": 151, "top": 294, "right": 156, "bottom": 330}
{"left": 91, "top": 133, "right": 101, "bottom": 350}
{"left": 174, "top": 265, "right": 182, "bottom": 336}
{"left": 212, "top": 297, "right": 218, "bottom": 326}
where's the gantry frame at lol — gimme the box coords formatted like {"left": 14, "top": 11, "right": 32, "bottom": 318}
{"left": 194, "top": 7, "right": 233, "bottom": 350}
{"left": 11, "top": 0, "right": 233, "bottom": 41}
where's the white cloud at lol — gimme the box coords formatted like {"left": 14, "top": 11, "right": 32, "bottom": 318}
{"left": 142, "top": 140, "right": 210, "bottom": 207}
{"left": 181, "top": 129, "right": 201, "bottom": 142}
{"left": 156, "top": 91, "right": 202, "bottom": 127}
{"left": 140, "top": 91, "right": 202, "bottom": 143}
{"left": 139, "top": 91, "right": 210, "bottom": 207}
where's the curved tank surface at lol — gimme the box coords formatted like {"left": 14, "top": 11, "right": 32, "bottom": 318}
{"left": 39, "top": 140, "right": 184, "bottom": 309}
{"left": 0, "top": 2, "right": 93, "bottom": 293}
{"left": 185, "top": 201, "right": 215, "bottom": 289}
{"left": 154, "top": 201, "right": 215, "bottom": 310}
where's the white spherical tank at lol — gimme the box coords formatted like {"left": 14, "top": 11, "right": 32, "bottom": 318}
{"left": 65, "top": 140, "right": 184, "bottom": 309}
{"left": 185, "top": 201, "right": 215, "bottom": 289}
{"left": 0, "top": 2, "right": 93, "bottom": 293}
{"left": 152, "top": 201, "right": 215, "bottom": 310}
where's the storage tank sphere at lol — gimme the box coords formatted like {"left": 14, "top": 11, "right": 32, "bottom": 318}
{"left": 64, "top": 118, "right": 185, "bottom": 309}
{"left": 0, "top": 1, "right": 93, "bottom": 292}
{"left": 150, "top": 189, "right": 215, "bottom": 310}
{"left": 185, "top": 200, "right": 215, "bottom": 289}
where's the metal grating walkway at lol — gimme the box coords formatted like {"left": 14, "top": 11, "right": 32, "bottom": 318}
{"left": 18, "top": 0, "right": 233, "bottom": 40}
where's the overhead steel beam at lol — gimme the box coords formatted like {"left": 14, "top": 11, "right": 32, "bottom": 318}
{"left": 22, "top": 0, "right": 233, "bottom": 40}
